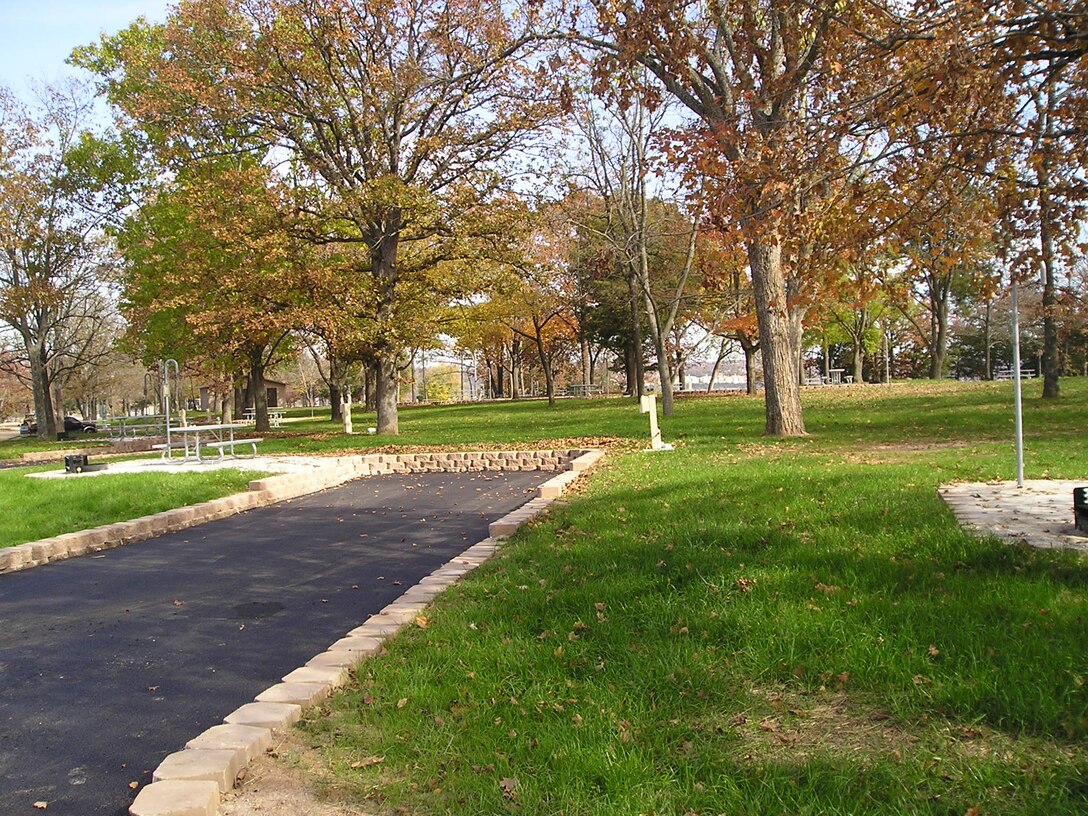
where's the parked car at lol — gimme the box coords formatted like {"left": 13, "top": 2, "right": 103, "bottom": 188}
{"left": 19, "top": 415, "right": 97, "bottom": 435}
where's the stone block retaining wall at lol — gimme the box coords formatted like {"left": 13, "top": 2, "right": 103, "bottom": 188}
{"left": 18, "top": 438, "right": 154, "bottom": 463}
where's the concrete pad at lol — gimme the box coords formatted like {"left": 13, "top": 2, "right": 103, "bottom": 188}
{"left": 224, "top": 702, "right": 302, "bottom": 730}
{"left": 129, "top": 779, "right": 220, "bottom": 816}
{"left": 153, "top": 748, "right": 243, "bottom": 793}
{"left": 940, "top": 480, "right": 1088, "bottom": 551}
{"left": 185, "top": 723, "right": 272, "bottom": 763}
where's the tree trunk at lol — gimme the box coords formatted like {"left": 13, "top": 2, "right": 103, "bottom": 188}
{"left": 623, "top": 340, "right": 636, "bottom": 395}
{"left": 365, "top": 361, "right": 378, "bottom": 411}
{"left": 1039, "top": 171, "right": 1060, "bottom": 399}
{"left": 533, "top": 323, "right": 557, "bottom": 408}
{"left": 580, "top": 335, "right": 592, "bottom": 388}
{"left": 247, "top": 345, "right": 269, "bottom": 432}
{"left": 742, "top": 341, "right": 759, "bottom": 396}
{"left": 929, "top": 291, "right": 949, "bottom": 379}
{"left": 330, "top": 382, "right": 342, "bottom": 421}
{"left": 375, "top": 352, "right": 399, "bottom": 434}
{"left": 852, "top": 343, "right": 864, "bottom": 383}
{"left": 983, "top": 300, "right": 993, "bottom": 379}
{"left": 233, "top": 383, "right": 245, "bottom": 422}
{"left": 369, "top": 211, "right": 402, "bottom": 432}
{"left": 509, "top": 338, "right": 522, "bottom": 399}
{"left": 637, "top": 258, "right": 675, "bottom": 416}
{"left": 627, "top": 271, "right": 645, "bottom": 398}
{"left": 747, "top": 236, "right": 805, "bottom": 436}
{"left": 1034, "top": 81, "right": 1061, "bottom": 399}
{"left": 26, "top": 335, "right": 56, "bottom": 439}
{"left": 707, "top": 338, "right": 728, "bottom": 393}
{"left": 788, "top": 302, "right": 807, "bottom": 386}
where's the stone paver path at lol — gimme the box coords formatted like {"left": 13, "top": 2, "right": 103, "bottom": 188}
{"left": 0, "top": 470, "right": 548, "bottom": 816}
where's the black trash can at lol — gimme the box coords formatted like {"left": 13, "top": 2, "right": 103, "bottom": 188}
{"left": 1074, "top": 487, "right": 1088, "bottom": 533}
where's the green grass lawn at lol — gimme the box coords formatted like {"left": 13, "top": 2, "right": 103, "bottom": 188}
{"left": 5, "top": 380, "right": 1087, "bottom": 811}
{"left": 286, "top": 380, "right": 1088, "bottom": 815}
{"left": 0, "top": 466, "right": 261, "bottom": 548}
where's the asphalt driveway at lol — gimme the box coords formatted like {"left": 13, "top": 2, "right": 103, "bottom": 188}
{"left": 0, "top": 469, "right": 548, "bottom": 815}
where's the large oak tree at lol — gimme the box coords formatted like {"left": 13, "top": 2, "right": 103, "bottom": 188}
{"left": 79, "top": 0, "right": 557, "bottom": 433}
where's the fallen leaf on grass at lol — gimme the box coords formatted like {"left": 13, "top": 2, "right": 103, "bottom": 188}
{"left": 350, "top": 756, "right": 385, "bottom": 769}
{"left": 415, "top": 615, "right": 429, "bottom": 629}
{"left": 397, "top": 698, "right": 408, "bottom": 709}
{"left": 499, "top": 777, "right": 518, "bottom": 799}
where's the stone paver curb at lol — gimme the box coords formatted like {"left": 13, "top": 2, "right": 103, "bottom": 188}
{"left": 281, "top": 665, "right": 350, "bottom": 686}
{"left": 153, "top": 749, "right": 245, "bottom": 794}
{"left": 126, "top": 448, "right": 604, "bottom": 815}
{"left": 223, "top": 702, "right": 302, "bottom": 731}
{"left": 185, "top": 724, "right": 272, "bottom": 763}
{"left": 129, "top": 779, "right": 220, "bottom": 816}
{"left": 254, "top": 681, "right": 331, "bottom": 707}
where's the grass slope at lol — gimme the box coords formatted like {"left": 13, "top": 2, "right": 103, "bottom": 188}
{"left": 0, "top": 467, "right": 260, "bottom": 548}
{"left": 295, "top": 380, "right": 1088, "bottom": 815}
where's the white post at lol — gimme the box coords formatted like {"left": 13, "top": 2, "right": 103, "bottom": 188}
{"left": 639, "top": 394, "right": 666, "bottom": 450}
{"left": 342, "top": 389, "right": 353, "bottom": 435}
{"left": 162, "top": 359, "right": 179, "bottom": 459}
{"left": 1010, "top": 279, "right": 1024, "bottom": 488}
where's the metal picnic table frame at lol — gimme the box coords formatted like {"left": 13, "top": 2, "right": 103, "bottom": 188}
{"left": 159, "top": 423, "right": 254, "bottom": 462}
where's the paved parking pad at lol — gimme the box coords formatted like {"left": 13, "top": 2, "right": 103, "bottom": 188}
{"left": 0, "top": 470, "right": 548, "bottom": 815}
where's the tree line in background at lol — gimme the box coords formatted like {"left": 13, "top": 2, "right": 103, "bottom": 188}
{"left": 0, "top": 0, "right": 1085, "bottom": 438}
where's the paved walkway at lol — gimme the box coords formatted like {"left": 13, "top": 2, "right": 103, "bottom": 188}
{"left": 940, "top": 479, "right": 1088, "bottom": 552}
{"left": 0, "top": 470, "right": 549, "bottom": 816}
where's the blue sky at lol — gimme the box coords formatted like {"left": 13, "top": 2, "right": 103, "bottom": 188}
{"left": 0, "top": 1, "right": 172, "bottom": 99}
